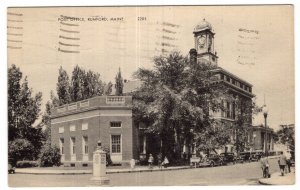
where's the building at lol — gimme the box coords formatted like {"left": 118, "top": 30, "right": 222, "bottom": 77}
{"left": 125, "top": 19, "right": 275, "bottom": 158}
{"left": 51, "top": 96, "right": 138, "bottom": 167}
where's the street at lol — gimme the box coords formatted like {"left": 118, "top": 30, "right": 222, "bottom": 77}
{"left": 8, "top": 158, "right": 281, "bottom": 186}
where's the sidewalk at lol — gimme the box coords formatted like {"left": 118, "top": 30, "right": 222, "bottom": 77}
{"left": 15, "top": 165, "right": 191, "bottom": 175}
{"left": 259, "top": 171, "right": 295, "bottom": 185}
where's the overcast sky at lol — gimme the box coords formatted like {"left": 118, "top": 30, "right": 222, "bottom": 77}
{"left": 7, "top": 5, "right": 294, "bottom": 131}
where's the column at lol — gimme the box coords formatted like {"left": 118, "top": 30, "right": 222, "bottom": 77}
{"left": 143, "top": 135, "right": 146, "bottom": 154}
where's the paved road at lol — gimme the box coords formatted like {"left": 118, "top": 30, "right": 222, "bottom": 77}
{"left": 8, "top": 158, "right": 281, "bottom": 187}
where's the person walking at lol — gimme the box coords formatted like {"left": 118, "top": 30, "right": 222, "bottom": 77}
{"left": 286, "top": 150, "right": 292, "bottom": 173}
{"left": 162, "top": 156, "right": 169, "bottom": 168}
{"left": 148, "top": 154, "right": 154, "bottom": 169}
{"left": 278, "top": 152, "right": 287, "bottom": 176}
{"left": 260, "top": 154, "right": 270, "bottom": 178}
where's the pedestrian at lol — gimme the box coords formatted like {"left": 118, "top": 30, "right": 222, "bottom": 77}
{"left": 162, "top": 156, "right": 169, "bottom": 168}
{"left": 260, "top": 154, "right": 270, "bottom": 178}
{"left": 278, "top": 151, "right": 287, "bottom": 176}
{"left": 285, "top": 150, "right": 292, "bottom": 173}
{"left": 148, "top": 154, "right": 154, "bottom": 169}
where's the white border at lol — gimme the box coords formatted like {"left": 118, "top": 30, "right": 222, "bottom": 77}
{"left": 1, "top": 1, "right": 298, "bottom": 190}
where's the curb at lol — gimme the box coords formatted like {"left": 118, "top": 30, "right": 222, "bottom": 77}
{"left": 258, "top": 172, "right": 295, "bottom": 185}
{"left": 15, "top": 166, "right": 191, "bottom": 175}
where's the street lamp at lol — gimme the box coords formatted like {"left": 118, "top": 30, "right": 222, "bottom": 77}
{"left": 262, "top": 105, "right": 268, "bottom": 155}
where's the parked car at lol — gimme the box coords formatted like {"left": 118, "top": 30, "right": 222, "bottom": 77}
{"left": 199, "top": 154, "right": 224, "bottom": 167}
{"left": 252, "top": 150, "right": 264, "bottom": 161}
{"left": 220, "top": 152, "right": 236, "bottom": 164}
{"left": 8, "top": 158, "right": 16, "bottom": 174}
{"left": 239, "top": 152, "right": 253, "bottom": 163}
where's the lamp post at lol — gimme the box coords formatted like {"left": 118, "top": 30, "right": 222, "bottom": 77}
{"left": 262, "top": 105, "right": 268, "bottom": 156}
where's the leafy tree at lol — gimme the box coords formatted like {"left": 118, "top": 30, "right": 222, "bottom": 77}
{"left": 70, "top": 65, "right": 85, "bottom": 102}
{"left": 83, "top": 70, "right": 104, "bottom": 99}
{"left": 41, "top": 91, "right": 60, "bottom": 143}
{"left": 115, "top": 67, "right": 124, "bottom": 95}
{"left": 38, "top": 144, "right": 61, "bottom": 167}
{"left": 104, "top": 81, "right": 113, "bottom": 95}
{"left": 276, "top": 125, "right": 295, "bottom": 152}
{"left": 132, "top": 52, "right": 231, "bottom": 161}
{"left": 57, "top": 66, "right": 71, "bottom": 105}
{"left": 8, "top": 64, "right": 43, "bottom": 144}
{"left": 68, "top": 65, "right": 105, "bottom": 102}
{"left": 8, "top": 138, "right": 35, "bottom": 164}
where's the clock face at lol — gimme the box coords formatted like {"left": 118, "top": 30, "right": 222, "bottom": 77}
{"left": 198, "top": 35, "right": 206, "bottom": 48}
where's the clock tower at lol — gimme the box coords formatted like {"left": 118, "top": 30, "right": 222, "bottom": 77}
{"left": 193, "top": 19, "right": 218, "bottom": 65}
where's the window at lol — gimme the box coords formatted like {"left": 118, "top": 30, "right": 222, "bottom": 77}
{"left": 226, "top": 101, "right": 231, "bottom": 118}
{"left": 220, "top": 74, "right": 224, "bottom": 80}
{"left": 70, "top": 137, "right": 76, "bottom": 155}
{"left": 59, "top": 126, "right": 64, "bottom": 133}
{"left": 82, "top": 122, "right": 88, "bottom": 130}
{"left": 111, "top": 135, "right": 121, "bottom": 153}
{"left": 232, "top": 103, "right": 236, "bottom": 119}
{"left": 59, "top": 138, "right": 64, "bottom": 155}
{"left": 70, "top": 124, "right": 76, "bottom": 132}
{"left": 82, "top": 136, "right": 88, "bottom": 154}
{"left": 110, "top": 121, "right": 122, "bottom": 128}
{"left": 226, "top": 76, "right": 230, "bottom": 82}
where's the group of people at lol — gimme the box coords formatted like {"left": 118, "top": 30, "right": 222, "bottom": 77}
{"left": 260, "top": 151, "right": 292, "bottom": 178}
{"left": 148, "top": 154, "right": 169, "bottom": 169}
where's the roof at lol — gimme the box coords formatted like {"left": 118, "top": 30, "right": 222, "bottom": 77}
{"left": 194, "top": 19, "right": 213, "bottom": 33}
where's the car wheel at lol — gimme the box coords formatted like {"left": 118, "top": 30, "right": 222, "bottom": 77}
{"left": 210, "top": 162, "right": 215, "bottom": 167}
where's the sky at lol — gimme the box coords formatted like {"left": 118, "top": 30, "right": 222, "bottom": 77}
{"left": 7, "top": 5, "right": 294, "bottom": 131}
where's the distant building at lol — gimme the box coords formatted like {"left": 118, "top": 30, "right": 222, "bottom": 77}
{"left": 51, "top": 96, "right": 138, "bottom": 167}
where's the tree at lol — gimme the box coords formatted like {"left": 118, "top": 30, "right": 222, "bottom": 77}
{"left": 39, "top": 144, "right": 61, "bottom": 167}
{"left": 82, "top": 70, "right": 104, "bottom": 99}
{"left": 276, "top": 125, "right": 295, "bottom": 152}
{"left": 132, "top": 51, "right": 231, "bottom": 161}
{"left": 8, "top": 138, "right": 35, "bottom": 164}
{"left": 57, "top": 66, "right": 71, "bottom": 105}
{"left": 70, "top": 65, "right": 85, "bottom": 102}
{"left": 104, "top": 81, "right": 113, "bottom": 95}
{"left": 8, "top": 64, "right": 43, "bottom": 141}
{"left": 68, "top": 65, "right": 105, "bottom": 102}
{"left": 8, "top": 64, "right": 44, "bottom": 160}
{"left": 115, "top": 67, "right": 124, "bottom": 95}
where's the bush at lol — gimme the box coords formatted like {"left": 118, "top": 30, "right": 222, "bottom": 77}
{"left": 39, "top": 144, "right": 61, "bottom": 167}
{"left": 16, "top": 160, "right": 39, "bottom": 168}
{"left": 8, "top": 138, "right": 35, "bottom": 164}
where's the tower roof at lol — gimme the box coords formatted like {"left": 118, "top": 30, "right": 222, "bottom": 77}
{"left": 194, "top": 18, "right": 212, "bottom": 33}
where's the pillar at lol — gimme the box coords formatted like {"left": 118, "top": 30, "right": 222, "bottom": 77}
{"left": 143, "top": 135, "right": 146, "bottom": 154}
{"left": 90, "top": 141, "right": 110, "bottom": 186}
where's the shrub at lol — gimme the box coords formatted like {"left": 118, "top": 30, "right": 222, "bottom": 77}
{"left": 16, "top": 160, "right": 39, "bottom": 168}
{"left": 39, "top": 144, "right": 61, "bottom": 167}
{"left": 8, "top": 138, "right": 35, "bottom": 164}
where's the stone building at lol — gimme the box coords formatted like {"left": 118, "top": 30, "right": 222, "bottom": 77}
{"left": 125, "top": 19, "right": 275, "bottom": 158}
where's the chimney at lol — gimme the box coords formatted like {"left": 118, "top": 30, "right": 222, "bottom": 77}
{"left": 189, "top": 48, "right": 197, "bottom": 64}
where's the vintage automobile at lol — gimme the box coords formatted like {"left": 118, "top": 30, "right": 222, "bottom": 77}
{"left": 199, "top": 154, "right": 224, "bottom": 167}
{"left": 239, "top": 152, "right": 254, "bottom": 163}
{"left": 251, "top": 150, "right": 264, "bottom": 161}
{"left": 8, "top": 158, "right": 16, "bottom": 174}
{"left": 220, "top": 152, "right": 237, "bottom": 164}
